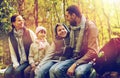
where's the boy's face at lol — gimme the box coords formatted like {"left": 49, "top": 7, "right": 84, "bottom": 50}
{"left": 57, "top": 25, "right": 67, "bottom": 38}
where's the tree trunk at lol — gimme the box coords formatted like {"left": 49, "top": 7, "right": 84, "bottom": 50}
{"left": 17, "top": 0, "right": 25, "bottom": 15}
{"left": 34, "top": 0, "right": 38, "bottom": 27}
{"left": 101, "top": 0, "right": 111, "bottom": 40}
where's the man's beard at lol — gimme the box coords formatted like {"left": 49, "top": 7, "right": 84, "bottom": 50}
{"left": 70, "top": 21, "right": 77, "bottom": 26}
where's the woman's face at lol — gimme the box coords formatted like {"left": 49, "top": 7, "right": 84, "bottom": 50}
{"left": 13, "top": 15, "right": 24, "bottom": 30}
{"left": 57, "top": 25, "right": 67, "bottom": 38}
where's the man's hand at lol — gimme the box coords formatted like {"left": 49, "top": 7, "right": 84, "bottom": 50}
{"left": 31, "top": 63, "right": 36, "bottom": 68}
{"left": 67, "top": 63, "right": 77, "bottom": 76}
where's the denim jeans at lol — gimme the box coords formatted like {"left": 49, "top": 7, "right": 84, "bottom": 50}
{"left": 75, "top": 63, "right": 93, "bottom": 78}
{"left": 49, "top": 59, "right": 75, "bottom": 78}
{"left": 4, "top": 62, "right": 29, "bottom": 78}
{"left": 35, "top": 61, "right": 56, "bottom": 78}
{"left": 24, "top": 65, "right": 35, "bottom": 78}
{"left": 49, "top": 59, "right": 93, "bottom": 78}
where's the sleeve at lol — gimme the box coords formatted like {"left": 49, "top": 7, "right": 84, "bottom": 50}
{"left": 28, "top": 43, "right": 35, "bottom": 64}
{"left": 29, "top": 29, "right": 37, "bottom": 42}
{"left": 75, "top": 21, "right": 99, "bottom": 65}
{"left": 8, "top": 37, "right": 19, "bottom": 68}
{"left": 37, "top": 42, "right": 55, "bottom": 67}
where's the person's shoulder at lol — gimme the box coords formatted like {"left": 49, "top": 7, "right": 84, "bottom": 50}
{"left": 30, "top": 41, "right": 38, "bottom": 47}
{"left": 23, "top": 27, "right": 33, "bottom": 33}
{"left": 53, "top": 39, "right": 64, "bottom": 46}
{"left": 27, "top": 29, "right": 34, "bottom": 33}
{"left": 44, "top": 39, "right": 50, "bottom": 45}
{"left": 27, "top": 28, "right": 36, "bottom": 38}
{"left": 86, "top": 20, "right": 97, "bottom": 29}
{"left": 8, "top": 29, "right": 13, "bottom": 36}
{"left": 86, "top": 20, "right": 96, "bottom": 26}
{"left": 54, "top": 38, "right": 64, "bottom": 43}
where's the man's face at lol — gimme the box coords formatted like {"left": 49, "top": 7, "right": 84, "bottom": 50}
{"left": 65, "top": 11, "right": 77, "bottom": 26}
{"left": 13, "top": 15, "right": 24, "bottom": 30}
{"left": 57, "top": 25, "right": 67, "bottom": 38}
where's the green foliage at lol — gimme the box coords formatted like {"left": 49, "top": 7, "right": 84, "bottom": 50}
{"left": 0, "top": 0, "right": 119, "bottom": 46}
{"left": 0, "top": 0, "right": 16, "bottom": 35}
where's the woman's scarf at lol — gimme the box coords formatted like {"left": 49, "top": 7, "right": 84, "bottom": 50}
{"left": 14, "top": 29, "right": 23, "bottom": 38}
{"left": 14, "top": 29, "right": 27, "bottom": 63}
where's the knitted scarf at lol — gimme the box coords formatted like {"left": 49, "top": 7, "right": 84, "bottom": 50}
{"left": 14, "top": 29, "right": 27, "bottom": 64}
{"left": 70, "top": 15, "right": 86, "bottom": 53}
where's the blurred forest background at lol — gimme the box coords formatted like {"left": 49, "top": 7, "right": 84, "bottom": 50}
{"left": 0, "top": 0, "right": 120, "bottom": 72}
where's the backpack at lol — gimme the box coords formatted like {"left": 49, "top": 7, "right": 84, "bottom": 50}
{"left": 94, "top": 38, "right": 120, "bottom": 74}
